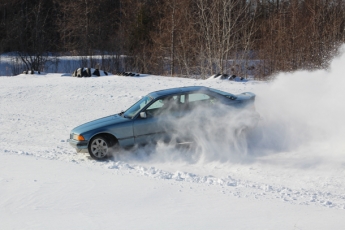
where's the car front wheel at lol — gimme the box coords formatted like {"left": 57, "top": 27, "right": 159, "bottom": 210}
{"left": 88, "top": 136, "right": 112, "bottom": 160}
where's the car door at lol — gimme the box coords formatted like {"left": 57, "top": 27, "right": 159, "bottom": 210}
{"left": 132, "top": 95, "right": 184, "bottom": 145}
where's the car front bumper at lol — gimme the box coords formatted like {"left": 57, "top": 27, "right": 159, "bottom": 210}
{"left": 67, "top": 139, "right": 88, "bottom": 150}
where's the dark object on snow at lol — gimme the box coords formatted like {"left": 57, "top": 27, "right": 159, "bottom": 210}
{"left": 23, "top": 70, "right": 39, "bottom": 75}
{"left": 85, "top": 68, "right": 91, "bottom": 77}
{"left": 93, "top": 69, "right": 100, "bottom": 76}
{"left": 213, "top": 73, "right": 221, "bottom": 78}
{"left": 220, "top": 74, "right": 229, "bottom": 79}
{"left": 229, "top": 75, "right": 236, "bottom": 81}
{"left": 117, "top": 71, "right": 140, "bottom": 77}
{"left": 79, "top": 68, "right": 84, "bottom": 77}
{"left": 75, "top": 68, "right": 83, "bottom": 77}
{"left": 72, "top": 68, "right": 89, "bottom": 77}
{"left": 72, "top": 68, "right": 105, "bottom": 77}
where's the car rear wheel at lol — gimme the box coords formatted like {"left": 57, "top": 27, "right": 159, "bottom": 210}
{"left": 88, "top": 136, "right": 114, "bottom": 160}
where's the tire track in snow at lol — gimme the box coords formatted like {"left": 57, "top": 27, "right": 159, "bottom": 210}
{"left": 2, "top": 147, "right": 345, "bottom": 210}
{"left": 103, "top": 160, "right": 345, "bottom": 209}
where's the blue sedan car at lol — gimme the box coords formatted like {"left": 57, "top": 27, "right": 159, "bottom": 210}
{"left": 68, "top": 86, "right": 258, "bottom": 160}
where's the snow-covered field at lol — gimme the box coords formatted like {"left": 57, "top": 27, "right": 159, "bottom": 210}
{"left": 1, "top": 51, "right": 345, "bottom": 229}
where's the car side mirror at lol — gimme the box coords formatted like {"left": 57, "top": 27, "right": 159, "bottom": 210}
{"left": 140, "top": 112, "right": 147, "bottom": 119}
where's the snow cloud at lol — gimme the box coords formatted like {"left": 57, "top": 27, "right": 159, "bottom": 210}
{"left": 249, "top": 45, "right": 345, "bottom": 167}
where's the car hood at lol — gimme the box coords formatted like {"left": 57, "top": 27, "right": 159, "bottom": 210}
{"left": 71, "top": 114, "right": 129, "bottom": 134}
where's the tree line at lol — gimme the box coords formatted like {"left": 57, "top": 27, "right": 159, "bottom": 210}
{"left": 0, "top": 0, "right": 344, "bottom": 78}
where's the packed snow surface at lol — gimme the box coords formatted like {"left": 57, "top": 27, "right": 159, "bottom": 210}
{"left": 2, "top": 49, "right": 345, "bottom": 229}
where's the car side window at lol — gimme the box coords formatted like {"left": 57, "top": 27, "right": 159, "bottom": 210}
{"left": 180, "top": 95, "right": 185, "bottom": 103}
{"left": 188, "top": 93, "right": 215, "bottom": 102}
{"left": 188, "top": 93, "right": 215, "bottom": 108}
{"left": 147, "top": 99, "right": 164, "bottom": 110}
{"left": 189, "top": 93, "right": 210, "bottom": 102}
{"left": 146, "top": 95, "right": 181, "bottom": 117}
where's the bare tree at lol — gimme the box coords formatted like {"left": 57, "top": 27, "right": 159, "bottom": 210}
{"left": 195, "top": 0, "right": 258, "bottom": 78}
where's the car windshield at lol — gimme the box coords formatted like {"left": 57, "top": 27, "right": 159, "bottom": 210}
{"left": 123, "top": 95, "right": 153, "bottom": 119}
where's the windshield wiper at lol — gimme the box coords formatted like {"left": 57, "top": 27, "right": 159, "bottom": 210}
{"left": 122, "top": 113, "right": 131, "bottom": 119}
{"left": 120, "top": 111, "right": 131, "bottom": 118}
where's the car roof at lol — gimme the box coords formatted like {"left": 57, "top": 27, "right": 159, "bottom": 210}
{"left": 148, "top": 86, "right": 209, "bottom": 98}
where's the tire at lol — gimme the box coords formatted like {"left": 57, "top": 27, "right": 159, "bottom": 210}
{"left": 88, "top": 135, "right": 114, "bottom": 160}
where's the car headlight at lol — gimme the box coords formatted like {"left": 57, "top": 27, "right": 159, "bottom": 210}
{"left": 73, "top": 134, "right": 85, "bottom": 141}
